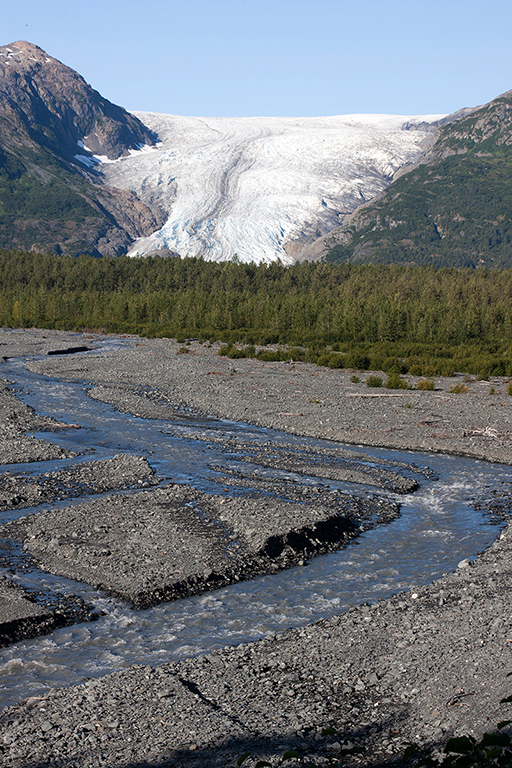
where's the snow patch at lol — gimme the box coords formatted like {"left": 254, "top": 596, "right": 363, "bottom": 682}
{"left": 74, "top": 154, "right": 100, "bottom": 169}
{"left": 76, "top": 139, "right": 160, "bottom": 166}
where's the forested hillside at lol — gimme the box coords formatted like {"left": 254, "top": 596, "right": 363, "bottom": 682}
{"left": 322, "top": 90, "right": 512, "bottom": 268}
{"left": 1, "top": 250, "right": 512, "bottom": 378}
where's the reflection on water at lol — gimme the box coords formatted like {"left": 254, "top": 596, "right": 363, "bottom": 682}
{"left": 0, "top": 347, "right": 511, "bottom": 709}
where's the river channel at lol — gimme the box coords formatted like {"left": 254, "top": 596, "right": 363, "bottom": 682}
{"left": 1, "top": 342, "right": 511, "bottom": 709}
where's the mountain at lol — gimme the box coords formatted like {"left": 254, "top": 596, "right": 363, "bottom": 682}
{"left": 99, "top": 112, "right": 445, "bottom": 264}
{"left": 3, "top": 41, "right": 505, "bottom": 267}
{"left": 319, "top": 91, "right": 512, "bottom": 268}
{"left": 0, "top": 41, "right": 165, "bottom": 256}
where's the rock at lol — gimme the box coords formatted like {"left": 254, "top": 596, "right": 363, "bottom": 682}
{"left": 0, "top": 41, "right": 166, "bottom": 257}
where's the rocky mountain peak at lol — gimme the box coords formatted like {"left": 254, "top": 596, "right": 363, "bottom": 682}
{"left": 0, "top": 40, "right": 157, "bottom": 162}
{"left": 0, "top": 40, "right": 166, "bottom": 257}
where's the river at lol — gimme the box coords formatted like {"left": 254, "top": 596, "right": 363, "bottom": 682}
{"left": 1, "top": 343, "right": 511, "bottom": 709}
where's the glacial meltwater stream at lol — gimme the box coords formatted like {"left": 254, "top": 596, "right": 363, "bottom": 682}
{"left": 1, "top": 342, "right": 511, "bottom": 710}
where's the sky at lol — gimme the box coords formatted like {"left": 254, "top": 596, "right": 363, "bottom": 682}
{"left": 2, "top": 0, "right": 512, "bottom": 118}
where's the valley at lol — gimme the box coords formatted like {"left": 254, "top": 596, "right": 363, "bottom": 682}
{"left": 100, "top": 112, "right": 442, "bottom": 264}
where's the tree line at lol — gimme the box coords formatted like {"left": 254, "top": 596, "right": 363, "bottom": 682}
{"left": 1, "top": 249, "right": 512, "bottom": 377}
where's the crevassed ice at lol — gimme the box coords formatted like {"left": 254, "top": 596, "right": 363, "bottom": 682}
{"left": 98, "top": 112, "right": 445, "bottom": 264}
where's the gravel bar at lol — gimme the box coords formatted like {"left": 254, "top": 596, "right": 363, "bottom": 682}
{"left": 23, "top": 334, "right": 512, "bottom": 465}
{"left": 1, "top": 523, "right": 511, "bottom": 767}
{"left": 0, "top": 485, "right": 397, "bottom": 608}
{"left": 0, "top": 329, "right": 511, "bottom": 766}
{"left": 0, "top": 576, "right": 97, "bottom": 648}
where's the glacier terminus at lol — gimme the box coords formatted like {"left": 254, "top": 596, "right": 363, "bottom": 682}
{"left": 98, "top": 112, "right": 445, "bottom": 264}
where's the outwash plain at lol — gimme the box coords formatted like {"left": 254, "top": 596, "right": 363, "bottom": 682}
{"left": 0, "top": 328, "right": 512, "bottom": 767}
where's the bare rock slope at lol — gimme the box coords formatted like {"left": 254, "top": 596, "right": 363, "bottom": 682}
{"left": 0, "top": 41, "right": 165, "bottom": 256}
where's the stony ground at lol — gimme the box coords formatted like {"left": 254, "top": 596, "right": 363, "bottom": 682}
{"left": 1, "top": 522, "right": 511, "bottom": 768}
{"left": 0, "top": 329, "right": 511, "bottom": 767}
{"left": 24, "top": 335, "right": 512, "bottom": 465}
{"left": 0, "top": 485, "right": 398, "bottom": 609}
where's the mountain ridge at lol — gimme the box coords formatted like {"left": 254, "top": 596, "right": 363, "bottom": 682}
{"left": 319, "top": 89, "right": 512, "bottom": 267}
{"left": 1, "top": 40, "right": 510, "bottom": 267}
{"left": 0, "top": 41, "right": 165, "bottom": 257}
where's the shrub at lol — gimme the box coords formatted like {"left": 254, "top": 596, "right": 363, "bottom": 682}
{"left": 382, "top": 357, "right": 406, "bottom": 374}
{"left": 508, "top": 382, "right": 512, "bottom": 396}
{"left": 218, "top": 345, "right": 254, "bottom": 359}
{"left": 449, "top": 383, "right": 469, "bottom": 394}
{"left": 366, "top": 375, "right": 383, "bottom": 388}
{"left": 385, "top": 373, "right": 412, "bottom": 390}
{"left": 256, "top": 349, "right": 291, "bottom": 362}
{"left": 417, "top": 379, "right": 435, "bottom": 391}
{"left": 350, "top": 374, "right": 360, "bottom": 383}
{"left": 226, "top": 348, "right": 247, "bottom": 359}
{"left": 346, "top": 352, "right": 370, "bottom": 370}
{"left": 404, "top": 727, "right": 512, "bottom": 768}
{"left": 327, "top": 353, "right": 345, "bottom": 369}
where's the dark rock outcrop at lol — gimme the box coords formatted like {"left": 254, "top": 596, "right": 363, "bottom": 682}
{"left": 0, "top": 41, "right": 157, "bottom": 162}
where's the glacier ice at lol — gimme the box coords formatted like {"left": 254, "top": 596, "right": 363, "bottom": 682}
{"left": 98, "top": 112, "right": 445, "bottom": 264}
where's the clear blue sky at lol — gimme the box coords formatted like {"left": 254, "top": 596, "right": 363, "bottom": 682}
{"left": 3, "top": 0, "right": 511, "bottom": 117}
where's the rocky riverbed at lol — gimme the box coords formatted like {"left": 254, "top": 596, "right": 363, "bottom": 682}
{"left": 0, "top": 486, "right": 398, "bottom": 609}
{"left": 1, "top": 523, "right": 512, "bottom": 768}
{"left": 0, "top": 328, "right": 511, "bottom": 767}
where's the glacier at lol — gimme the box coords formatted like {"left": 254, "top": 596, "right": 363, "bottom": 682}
{"left": 98, "top": 112, "right": 445, "bottom": 264}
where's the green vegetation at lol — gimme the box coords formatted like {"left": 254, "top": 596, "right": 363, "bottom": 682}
{"left": 1, "top": 250, "right": 512, "bottom": 378}
{"left": 417, "top": 379, "right": 435, "bottom": 391}
{"left": 449, "top": 383, "right": 469, "bottom": 394}
{"left": 237, "top": 723, "right": 512, "bottom": 768}
{"left": 384, "top": 372, "right": 412, "bottom": 390}
{"left": 237, "top": 700, "right": 512, "bottom": 768}
{"left": 324, "top": 92, "right": 512, "bottom": 269}
{"left": 0, "top": 145, "right": 115, "bottom": 256}
{"left": 404, "top": 728, "right": 512, "bottom": 768}
{"left": 366, "top": 375, "right": 383, "bottom": 388}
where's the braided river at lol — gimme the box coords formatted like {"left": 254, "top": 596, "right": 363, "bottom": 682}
{"left": 1, "top": 344, "right": 511, "bottom": 709}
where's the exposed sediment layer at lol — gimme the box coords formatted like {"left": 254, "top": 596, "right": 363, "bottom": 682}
{"left": 0, "top": 576, "right": 97, "bottom": 647}
{"left": 0, "top": 453, "right": 158, "bottom": 512}
{"left": 0, "top": 381, "right": 77, "bottom": 465}
{"left": 0, "top": 329, "right": 511, "bottom": 766}
{"left": 0, "top": 486, "right": 398, "bottom": 608}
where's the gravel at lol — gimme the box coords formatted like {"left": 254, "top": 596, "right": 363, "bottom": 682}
{"left": 0, "top": 453, "right": 158, "bottom": 512}
{"left": 24, "top": 335, "right": 512, "bottom": 465}
{"left": 0, "top": 329, "right": 511, "bottom": 766}
{"left": 0, "top": 484, "right": 398, "bottom": 608}
{"left": 1, "top": 523, "right": 511, "bottom": 767}
{"left": 0, "top": 576, "right": 97, "bottom": 647}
